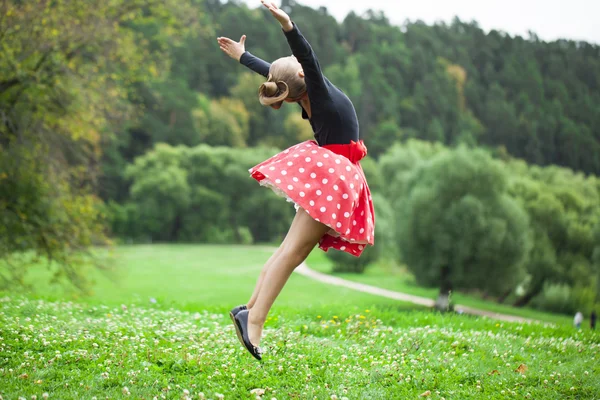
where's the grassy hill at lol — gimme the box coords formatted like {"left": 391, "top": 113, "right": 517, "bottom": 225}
{"left": 1, "top": 245, "right": 598, "bottom": 399}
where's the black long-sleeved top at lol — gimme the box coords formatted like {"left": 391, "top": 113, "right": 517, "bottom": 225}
{"left": 239, "top": 23, "right": 359, "bottom": 146}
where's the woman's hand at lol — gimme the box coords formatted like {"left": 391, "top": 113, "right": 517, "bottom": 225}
{"left": 261, "top": 0, "right": 293, "bottom": 32}
{"left": 217, "top": 35, "right": 247, "bottom": 61}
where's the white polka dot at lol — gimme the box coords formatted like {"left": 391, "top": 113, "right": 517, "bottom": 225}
{"left": 281, "top": 170, "right": 287, "bottom": 175}
{"left": 342, "top": 193, "right": 349, "bottom": 199}
{"left": 284, "top": 149, "right": 290, "bottom": 153}
{"left": 316, "top": 190, "right": 322, "bottom": 196}
{"left": 340, "top": 246, "right": 346, "bottom": 251}
{"left": 353, "top": 220, "right": 357, "bottom": 226}
{"left": 332, "top": 213, "right": 337, "bottom": 219}
{"left": 345, "top": 229, "right": 350, "bottom": 234}
{"left": 360, "top": 228, "right": 365, "bottom": 234}
{"left": 269, "top": 166, "right": 276, "bottom": 171}
{"left": 355, "top": 174, "right": 359, "bottom": 180}
{"left": 310, "top": 173, "right": 317, "bottom": 179}
{"left": 299, "top": 168, "right": 305, "bottom": 173}
{"left": 336, "top": 222, "right": 342, "bottom": 228}
{"left": 309, "top": 200, "right": 315, "bottom": 206}
{"left": 275, "top": 179, "right": 281, "bottom": 184}
{"left": 355, "top": 193, "right": 359, "bottom": 198}
{"left": 305, "top": 157, "right": 311, "bottom": 162}
{"left": 333, "top": 185, "right": 339, "bottom": 190}
{"left": 350, "top": 183, "right": 354, "bottom": 189}
{"left": 306, "top": 144, "right": 311, "bottom": 147}
{"left": 367, "top": 236, "right": 370, "bottom": 241}
{"left": 328, "top": 168, "right": 335, "bottom": 173}
{"left": 312, "top": 150, "right": 318, "bottom": 154}
{"left": 346, "top": 166, "right": 351, "bottom": 171}
{"left": 322, "top": 178, "right": 328, "bottom": 184}
{"left": 300, "top": 149, "right": 306, "bottom": 152}
{"left": 287, "top": 161, "right": 293, "bottom": 166}
{"left": 358, "top": 245, "right": 364, "bottom": 250}
{"left": 344, "top": 212, "right": 350, "bottom": 218}
{"left": 337, "top": 204, "right": 341, "bottom": 210}
{"left": 335, "top": 159, "right": 341, "bottom": 164}
{"left": 340, "top": 175, "right": 345, "bottom": 180}
{"left": 305, "top": 183, "right": 311, "bottom": 188}
{"left": 317, "top": 162, "right": 323, "bottom": 167}
{"left": 323, "top": 154, "right": 329, "bottom": 158}
{"left": 294, "top": 154, "right": 300, "bottom": 158}
{"left": 327, "top": 195, "right": 333, "bottom": 201}
{"left": 293, "top": 177, "right": 299, "bottom": 182}
{"left": 320, "top": 207, "right": 326, "bottom": 212}
{"left": 300, "top": 192, "right": 305, "bottom": 197}
{"left": 288, "top": 185, "right": 294, "bottom": 190}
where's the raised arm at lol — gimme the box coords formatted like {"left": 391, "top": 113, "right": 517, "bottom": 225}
{"left": 240, "top": 52, "right": 271, "bottom": 78}
{"left": 261, "top": 1, "right": 330, "bottom": 102}
{"left": 217, "top": 35, "right": 271, "bottom": 77}
{"left": 282, "top": 23, "right": 328, "bottom": 96}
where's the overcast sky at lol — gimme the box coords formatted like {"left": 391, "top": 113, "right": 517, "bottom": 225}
{"left": 241, "top": 0, "right": 600, "bottom": 44}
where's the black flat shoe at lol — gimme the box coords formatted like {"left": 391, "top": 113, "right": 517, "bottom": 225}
{"left": 229, "top": 305, "right": 247, "bottom": 346}
{"left": 233, "top": 310, "right": 262, "bottom": 361}
{"left": 229, "top": 304, "right": 247, "bottom": 321}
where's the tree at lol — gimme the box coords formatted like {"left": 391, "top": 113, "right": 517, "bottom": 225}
{"left": 0, "top": 0, "right": 195, "bottom": 291}
{"left": 507, "top": 164, "right": 600, "bottom": 310}
{"left": 125, "top": 144, "right": 191, "bottom": 241}
{"left": 378, "top": 139, "right": 446, "bottom": 206}
{"left": 395, "top": 147, "right": 531, "bottom": 310}
{"left": 193, "top": 95, "right": 250, "bottom": 147}
{"left": 368, "top": 120, "right": 404, "bottom": 158}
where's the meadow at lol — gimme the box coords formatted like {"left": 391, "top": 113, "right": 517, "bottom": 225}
{"left": 304, "top": 252, "right": 574, "bottom": 326}
{"left": 1, "top": 245, "right": 599, "bottom": 399}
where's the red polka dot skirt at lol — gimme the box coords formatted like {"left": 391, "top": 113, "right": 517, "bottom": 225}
{"left": 249, "top": 140, "right": 375, "bottom": 257}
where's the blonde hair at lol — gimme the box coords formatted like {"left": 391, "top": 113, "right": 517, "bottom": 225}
{"left": 259, "top": 56, "right": 306, "bottom": 108}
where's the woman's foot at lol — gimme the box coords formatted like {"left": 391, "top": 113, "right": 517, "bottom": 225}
{"left": 247, "top": 309, "right": 264, "bottom": 349}
{"left": 233, "top": 310, "right": 263, "bottom": 360}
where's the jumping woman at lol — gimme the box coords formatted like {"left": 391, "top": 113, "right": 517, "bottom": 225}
{"left": 217, "top": 0, "right": 375, "bottom": 360}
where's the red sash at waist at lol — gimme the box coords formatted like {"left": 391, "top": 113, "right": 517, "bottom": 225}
{"left": 322, "top": 140, "right": 368, "bottom": 164}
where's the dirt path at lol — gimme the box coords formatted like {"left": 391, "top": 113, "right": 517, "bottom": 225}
{"left": 295, "top": 262, "right": 536, "bottom": 324}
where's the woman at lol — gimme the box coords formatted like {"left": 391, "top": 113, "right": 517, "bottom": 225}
{"left": 217, "top": 0, "right": 374, "bottom": 360}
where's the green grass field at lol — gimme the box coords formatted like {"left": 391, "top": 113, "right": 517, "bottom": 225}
{"left": 1, "top": 245, "right": 599, "bottom": 399}
{"left": 305, "top": 251, "right": 574, "bottom": 325}
{"left": 13, "top": 244, "right": 420, "bottom": 314}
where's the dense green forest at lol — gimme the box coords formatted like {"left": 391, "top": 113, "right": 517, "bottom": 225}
{"left": 1, "top": 0, "right": 599, "bottom": 313}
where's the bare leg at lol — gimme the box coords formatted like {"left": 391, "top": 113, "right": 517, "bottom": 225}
{"left": 246, "top": 245, "right": 283, "bottom": 309}
{"left": 247, "top": 208, "right": 330, "bottom": 346}
{"left": 246, "top": 208, "right": 304, "bottom": 309}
